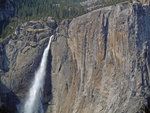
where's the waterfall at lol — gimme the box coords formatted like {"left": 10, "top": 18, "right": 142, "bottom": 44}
{"left": 23, "top": 35, "right": 53, "bottom": 113}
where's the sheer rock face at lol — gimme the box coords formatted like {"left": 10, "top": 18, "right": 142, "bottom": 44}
{"left": 1, "top": 1, "right": 150, "bottom": 113}
{"left": 48, "top": 2, "right": 150, "bottom": 113}
{"left": 0, "top": 20, "right": 56, "bottom": 112}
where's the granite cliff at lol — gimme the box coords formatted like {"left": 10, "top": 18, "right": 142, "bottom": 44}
{"left": 0, "top": 1, "right": 150, "bottom": 113}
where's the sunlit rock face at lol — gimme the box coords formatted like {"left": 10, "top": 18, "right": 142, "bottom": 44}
{"left": 1, "top": 1, "right": 150, "bottom": 113}
{"left": 48, "top": 2, "right": 150, "bottom": 113}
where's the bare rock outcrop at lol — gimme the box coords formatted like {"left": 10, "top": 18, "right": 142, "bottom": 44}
{"left": 0, "top": 19, "right": 56, "bottom": 112}
{"left": 1, "top": 1, "right": 150, "bottom": 113}
{"left": 47, "top": 2, "right": 150, "bottom": 113}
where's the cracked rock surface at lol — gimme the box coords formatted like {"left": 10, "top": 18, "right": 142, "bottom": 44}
{"left": 1, "top": 1, "right": 150, "bottom": 113}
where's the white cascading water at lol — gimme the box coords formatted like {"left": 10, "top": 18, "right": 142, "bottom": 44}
{"left": 23, "top": 35, "right": 53, "bottom": 113}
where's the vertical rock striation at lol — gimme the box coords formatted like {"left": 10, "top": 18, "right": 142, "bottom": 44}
{"left": 1, "top": 1, "right": 150, "bottom": 113}
{"left": 47, "top": 2, "right": 150, "bottom": 113}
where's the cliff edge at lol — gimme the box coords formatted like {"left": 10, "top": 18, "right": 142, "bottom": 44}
{"left": 0, "top": 1, "right": 150, "bottom": 113}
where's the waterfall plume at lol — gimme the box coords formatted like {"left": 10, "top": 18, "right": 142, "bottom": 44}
{"left": 23, "top": 35, "right": 53, "bottom": 113}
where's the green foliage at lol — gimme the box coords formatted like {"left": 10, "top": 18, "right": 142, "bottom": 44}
{"left": 91, "top": 0, "right": 131, "bottom": 10}
{"left": 0, "top": 0, "right": 87, "bottom": 39}
{"left": 0, "top": 0, "right": 131, "bottom": 40}
{"left": 14, "top": 0, "right": 86, "bottom": 20}
{"left": 105, "top": 0, "right": 132, "bottom": 6}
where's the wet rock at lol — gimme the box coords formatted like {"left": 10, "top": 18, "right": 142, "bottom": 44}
{"left": 0, "top": 20, "right": 56, "bottom": 113}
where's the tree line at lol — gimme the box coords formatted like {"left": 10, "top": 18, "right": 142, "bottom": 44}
{"left": 0, "top": 0, "right": 86, "bottom": 40}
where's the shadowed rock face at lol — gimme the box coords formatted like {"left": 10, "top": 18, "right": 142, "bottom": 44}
{"left": 0, "top": 44, "right": 9, "bottom": 72}
{"left": 1, "top": 1, "right": 150, "bottom": 113}
{"left": 0, "top": 20, "right": 56, "bottom": 113}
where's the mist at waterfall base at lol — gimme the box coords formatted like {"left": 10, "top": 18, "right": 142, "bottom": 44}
{"left": 22, "top": 36, "right": 53, "bottom": 113}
